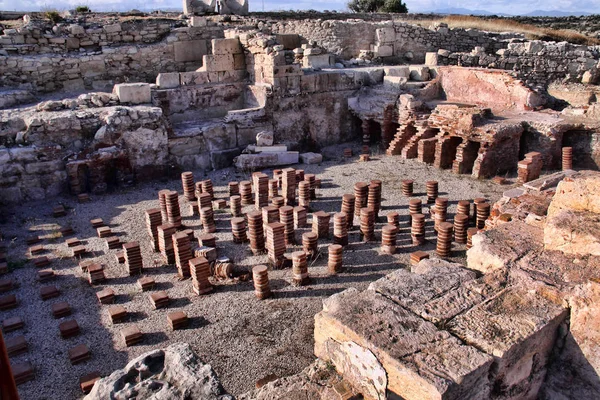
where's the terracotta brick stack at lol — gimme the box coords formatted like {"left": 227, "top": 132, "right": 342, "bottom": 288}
{"left": 353, "top": 182, "right": 368, "bottom": 217}
{"left": 266, "top": 222, "right": 285, "bottom": 266}
{"left": 434, "top": 197, "right": 448, "bottom": 231}
{"left": 123, "top": 242, "right": 143, "bottom": 275}
{"left": 157, "top": 223, "right": 177, "bottom": 264}
{"left": 281, "top": 168, "right": 297, "bottom": 206}
{"left": 268, "top": 179, "right": 278, "bottom": 198}
{"left": 200, "top": 179, "right": 214, "bottom": 200}
{"left": 312, "top": 211, "right": 331, "bottom": 239}
{"left": 262, "top": 206, "right": 279, "bottom": 231}
{"left": 562, "top": 147, "right": 573, "bottom": 170}
{"left": 298, "top": 181, "right": 311, "bottom": 208}
{"left": 410, "top": 251, "right": 429, "bottom": 265}
{"left": 228, "top": 181, "right": 239, "bottom": 196}
{"left": 409, "top": 199, "right": 422, "bottom": 222}
{"left": 341, "top": 194, "right": 355, "bottom": 228}
{"left": 476, "top": 201, "right": 491, "bottom": 230}
{"left": 517, "top": 152, "right": 543, "bottom": 183}
{"left": 252, "top": 265, "right": 271, "bottom": 300}
{"left": 173, "top": 232, "right": 193, "bottom": 278}
{"left": 367, "top": 182, "right": 381, "bottom": 217}
{"left": 467, "top": 228, "right": 479, "bottom": 249}
{"left": 426, "top": 181, "right": 438, "bottom": 204}
{"left": 291, "top": 251, "right": 309, "bottom": 286}
{"left": 304, "top": 174, "right": 317, "bottom": 199}
{"left": 158, "top": 190, "right": 169, "bottom": 222}
{"left": 279, "top": 206, "right": 295, "bottom": 246}
{"left": 271, "top": 196, "right": 285, "bottom": 208}
{"left": 457, "top": 200, "right": 471, "bottom": 217}
{"left": 436, "top": 222, "right": 453, "bottom": 257}
{"left": 200, "top": 206, "right": 216, "bottom": 234}
{"left": 253, "top": 173, "right": 269, "bottom": 210}
{"left": 181, "top": 172, "right": 196, "bottom": 201}
{"left": 240, "top": 181, "right": 253, "bottom": 205}
{"left": 229, "top": 195, "right": 242, "bottom": 217}
{"left": 328, "top": 244, "right": 343, "bottom": 274}
{"left": 411, "top": 213, "right": 426, "bottom": 245}
{"left": 302, "top": 232, "right": 318, "bottom": 259}
{"left": 402, "top": 180, "right": 414, "bottom": 197}
{"left": 247, "top": 211, "right": 265, "bottom": 254}
{"left": 381, "top": 224, "right": 398, "bottom": 254}
{"left": 190, "top": 257, "right": 213, "bottom": 295}
{"left": 231, "top": 217, "right": 248, "bottom": 243}
{"left": 360, "top": 207, "right": 375, "bottom": 242}
{"left": 387, "top": 212, "right": 400, "bottom": 228}
{"left": 145, "top": 208, "right": 162, "bottom": 252}
{"left": 294, "top": 206, "right": 307, "bottom": 228}
{"left": 454, "top": 214, "right": 469, "bottom": 244}
{"left": 165, "top": 191, "right": 182, "bottom": 228}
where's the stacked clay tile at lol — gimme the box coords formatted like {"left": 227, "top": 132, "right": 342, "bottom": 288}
{"left": 401, "top": 179, "right": 414, "bottom": 197}
{"left": 271, "top": 196, "right": 285, "bottom": 208}
{"left": 200, "top": 179, "right": 214, "bottom": 200}
{"left": 298, "top": 181, "right": 311, "bottom": 209}
{"left": 473, "top": 198, "right": 486, "bottom": 224}
{"left": 343, "top": 148, "right": 353, "bottom": 158}
{"left": 381, "top": 224, "right": 398, "bottom": 254}
{"left": 434, "top": 197, "right": 448, "bottom": 231}
{"left": 281, "top": 168, "right": 296, "bottom": 206}
{"left": 181, "top": 172, "right": 196, "bottom": 202}
{"left": 387, "top": 212, "right": 400, "bottom": 229}
{"left": 231, "top": 217, "right": 248, "bottom": 243}
{"left": 190, "top": 257, "right": 212, "bottom": 295}
{"left": 262, "top": 206, "right": 279, "bottom": 231}
{"left": 562, "top": 147, "right": 573, "bottom": 170}
{"left": 302, "top": 232, "right": 318, "bottom": 259}
{"left": 312, "top": 211, "right": 330, "bottom": 239}
{"left": 240, "top": 181, "right": 253, "bottom": 205}
{"left": 273, "top": 169, "right": 282, "bottom": 187}
{"left": 230, "top": 195, "right": 242, "bottom": 217}
{"left": 200, "top": 206, "right": 216, "bottom": 233}
{"left": 247, "top": 211, "right": 265, "bottom": 254}
{"left": 436, "top": 222, "right": 454, "bottom": 257}
{"left": 253, "top": 172, "right": 269, "bottom": 210}
{"left": 294, "top": 206, "right": 307, "bottom": 228}
{"left": 228, "top": 181, "right": 239, "bottom": 197}
{"left": 145, "top": 208, "right": 162, "bottom": 252}
{"left": 198, "top": 233, "right": 216, "bottom": 248}
{"left": 173, "top": 232, "right": 193, "bottom": 278}
{"left": 266, "top": 222, "right": 285, "bottom": 266}
{"left": 411, "top": 213, "right": 426, "bottom": 245}
{"left": 353, "top": 182, "right": 368, "bottom": 217}
{"left": 457, "top": 200, "right": 471, "bottom": 217}
{"left": 333, "top": 213, "right": 348, "bottom": 246}
{"left": 454, "top": 214, "right": 469, "bottom": 244}
{"left": 295, "top": 169, "right": 305, "bottom": 183}
{"left": 197, "top": 192, "right": 212, "bottom": 217}
{"left": 158, "top": 190, "right": 169, "bottom": 222}
{"left": 291, "top": 251, "right": 309, "bottom": 286}
{"left": 304, "top": 174, "right": 316, "bottom": 200}
{"left": 123, "top": 242, "right": 143, "bottom": 275}
{"left": 476, "top": 201, "right": 491, "bottom": 229}
{"left": 426, "top": 181, "right": 438, "bottom": 204}
{"left": 165, "top": 191, "right": 182, "bottom": 228}
{"left": 341, "top": 194, "right": 355, "bottom": 229}
{"left": 328, "top": 244, "right": 343, "bottom": 274}
{"left": 360, "top": 207, "right": 375, "bottom": 242}
{"left": 252, "top": 265, "right": 271, "bottom": 300}
{"left": 279, "top": 206, "right": 295, "bottom": 246}
{"left": 268, "top": 179, "right": 278, "bottom": 198}
{"left": 157, "top": 223, "right": 177, "bottom": 264}
{"left": 367, "top": 181, "right": 382, "bottom": 217}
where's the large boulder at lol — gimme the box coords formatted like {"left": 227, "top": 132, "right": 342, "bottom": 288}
{"left": 85, "top": 343, "right": 233, "bottom": 399}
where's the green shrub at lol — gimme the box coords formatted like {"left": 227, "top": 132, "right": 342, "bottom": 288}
{"left": 76, "top": 6, "right": 91, "bottom": 13}
{"left": 347, "top": 0, "right": 408, "bottom": 13}
{"left": 45, "top": 10, "right": 63, "bottom": 24}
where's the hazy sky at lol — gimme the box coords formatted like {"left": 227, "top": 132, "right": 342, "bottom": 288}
{"left": 2, "top": 0, "right": 599, "bottom": 15}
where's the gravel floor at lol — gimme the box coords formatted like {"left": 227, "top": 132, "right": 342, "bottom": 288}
{"left": 0, "top": 143, "right": 512, "bottom": 399}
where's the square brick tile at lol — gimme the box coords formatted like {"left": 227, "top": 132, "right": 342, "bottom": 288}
{"left": 12, "top": 362, "right": 34, "bottom": 385}
{"left": 68, "top": 344, "right": 90, "bottom": 364}
{"left": 40, "top": 285, "right": 60, "bottom": 300}
{"left": 0, "top": 294, "right": 17, "bottom": 310}
{"left": 51, "top": 301, "right": 72, "bottom": 318}
{"left": 121, "top": 325, "right": 143, "bottom": 347}
{"left": 2, "top": 316, "right": 24, "bottom": 332}
{"left": 108, "top": 305, "right": 127, "bottom": 324}
{"left": 59, "top": 319, "right": 80, "bottom": 339}
{"left": 6, "top": 335, "right": 28, "bottom": 356}
{"left": 80, "top": 371, "right": 100, "bottom": 394}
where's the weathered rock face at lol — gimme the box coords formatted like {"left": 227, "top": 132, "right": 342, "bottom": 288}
{"left": 85, "top": 343, "right": 233, "bottom": 400}
{"left": 544, "top": 171, "right": 600, "bottom": 255}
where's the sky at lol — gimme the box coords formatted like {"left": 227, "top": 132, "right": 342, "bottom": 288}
{"left": 1, "top": 0, "right": 599, "bottom": 15}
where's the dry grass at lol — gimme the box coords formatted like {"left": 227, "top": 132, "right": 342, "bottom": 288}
{"left": 404, "top": 15, "right": 600, "bottom": 46}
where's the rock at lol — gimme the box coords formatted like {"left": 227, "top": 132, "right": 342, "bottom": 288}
{"left": 409, "top": 66, "right": 430, "bottom": 81}
{"left": 374, "top": 45, "right": 393, "bottom": 58}
{"left": 425, "top": 52, "right": 438, "bottom": 66}
{"left": 234, "top": 152, "right": 299, "bottom": 170}
{"left": 157, "top": 73, "right": 181, "bottom": 89}
{"left": 300, "top": 152, "right": 322, "bottom": 164}
{"left": 256, "top": 131, "right": 273, "bottom": 146}
{"left": 85, "top": 343, "right": 233, "bottom": 400}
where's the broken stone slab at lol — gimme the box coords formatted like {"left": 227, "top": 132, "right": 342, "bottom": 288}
{"left": 315, "top": 288, "right": 493, "bottom": 400}
{"left": 409, "top": 66, "right": 430, "bottom": 81}
{"left": 447, "top": 286, "right": 568, "bottom": 399}
{"left": 300, "top": 152, "right": 322, "bottom": 165}
{"left": 425, "top": 52, "right": 439, "bottom": 66}
{"left": 547, "top": 171, "right": 600, "bottom": 216}
{"left": 384, "top": 66, "right": 410, "bottom": 78}
{"left": 370, "top": 259, "right": 505, "bottom": 325}
{"left": 246, "top": 145, "right": 288, "bottom": 153}
{"left": 156, "top": 73, "right": 181, "bottom": 89}
{"left": 544, "top": 209, "right": 600, "bottom": 256}
{"left": 374, "top": 45, "right": 393, "bottom": 58}
{"left": 113, "top": 83, "right": 151, "bottom": 105}
{"left": 523, "top": 170, "right": 577, "bottom": 192}
{"left": 467, "top": 221, "right": 544, "bottom": 274}
{"left": 383, "top": 76, "right": 407, "bottom": 90}
{"left": 85, "top": 343, "right": 233, "bottom": 399}
{"left": 303, "top": 54, "right": 334, "bottom": 69}
{"left": 234, "top": 152, "right": 298, "bottom": 170}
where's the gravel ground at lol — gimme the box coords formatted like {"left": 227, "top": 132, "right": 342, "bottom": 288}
{"left": 0, "top": 143, "right": 512, "bottom": 399}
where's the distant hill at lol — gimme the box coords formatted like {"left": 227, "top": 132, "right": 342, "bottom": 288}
{"left": 432, "top": 8, "right": 511, "bottom": 16}
{"left": 523, "top": 10, "right": 595, "bottom": 17}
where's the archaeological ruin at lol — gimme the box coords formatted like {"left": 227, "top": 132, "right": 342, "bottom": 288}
{"left": 0, "top": 4, "right": 600, "bottom": 400}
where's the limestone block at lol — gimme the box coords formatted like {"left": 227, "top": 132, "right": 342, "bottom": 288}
{"left": 304, "top": 48, "right": 322, "bottom": 56}
{"left": 547, "top": 171, "right": 600, "bottom": 215}
{"left": 156, "top": 73, "right": 181, "bottom": 89}
{"left": 80, "top": 60, "right": 106, "bottom": 78}
{"left": 425, "top": 52, "right": 438, "bottom": 66}
{"left": 218, "top": 70, "right": 246, "bottom": 83}
{"left": 300, "top": 152, "right": 322, "bottom": 164}
{"left": 66, "top": 37, "right": 80, "bottom": 49}
{"left": 174, "top": 40, "right": 208, "bottom": 63}
{"left": 315, "top": 289, "right": 493, "bottom": 400}
{"left": 69, "top": 24, "right": 85, "bottom": 35}
{"left": 383, "top": 66, "right": 410, "bottom": 78}
{"left": 190, "top": 16, "right": 208, "bottom": 27}
{"left": 104, "top": 24, "right": 122, "bottom": 34}
{"left": 234, "top": 152, "right": 298, "bottom": 169}
{"left": 211, "top": 38, "right": 242, "bottom": 55}
{"left": 303, "top": 54, "right": 334, "bottom": 69}
{"left": 256, "top": 131, "right": 273, "bottom": 146}
{"left": 203, "top": 124, "right": 237, "bottom": 152}
{"left": 376, "top": 28, "right": 395, "bottom": 44}
{"left": 233, "top": 53, "right": 246, "bottom": 70}
{"left": 544, "top": 210, "right": 600, "bottom": 256}
{"left": 409, "top": 66, "right": 430, "bottom": 81}
{"left": 383, "top": 76, "right": 407, "bottom": 90}
{"left": 122, "top": 127, "right": 169, "bottom": 168}
{"left": 180, "top": 71, "right": 211, "bottom": 85}
{"left": 202, "top": 54, "right": 235, "bottom": 72}
{"left": 374, "top": 45, "right": 393, "bottom": 58}
{"left": 568, "top": 282, "right": 600, "bottom": 380}
{"left": 219, "top": 0, "right": 249, "bottom": 15}
{"left": 275, "top": 34, "right": 301, "bottom": 50}
{"left": 183, "top": 0, "right": 216, "bottom": 15}
{"left": 62, "top": 78, "right": 85, "bottom": 92}
{"left": 113, "top": 83, "right": 151, "bottom": 104}
{"left": 448, "top": 287, "right": 568, "bottom": 399}
{"left": 247, "top": 145, "right": 288, "bottom": 153}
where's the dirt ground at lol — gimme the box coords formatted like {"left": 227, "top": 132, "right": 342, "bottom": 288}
{"left": 0, "top": 144, "right": 511, "bottom": 399}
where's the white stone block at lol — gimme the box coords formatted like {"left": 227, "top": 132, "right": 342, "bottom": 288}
{"left": 376, "top": 28, "right": 396, "bottom": 44}
{"left": 409, "top": 66, "right": 430, "bottom": 81}
{"left": 300, "top": 152, "right": 323, "bottom": 164}
{"left": 190, "top": 16, "right": 208, "bottom": 27}
{"left": 248, "top": 145, "right": 288, "bottom": 153}
{"left": 375, "top": 45, "right": 393, "bottom": 58}
{"left": 202, "top": 54, "right": 235, "bottom": 72}
{"left": 425, "top": 52, "right": 438, "bottom": 66}
{"left": 113, "top": 83, "right": 151, "bottom": 104}
{"left": 211, "top": 38, "right": 242, "bottom": 55}
{"left": 156, "top": 73, "right": 180, "bottom": 89}
{"left": 256, "top": 131, "right": 273, "bottom": 146}
{"left": 303, "top": 54, "right": 334, "bottom": 69}
{"left": 304, "top": 48, "right": 322, "bottom": 56}
{"left": 383, "top": 66, "right": 410, "bottom": 78}
{"left": 384, "top": 76, "right": 407, "bottom": 90}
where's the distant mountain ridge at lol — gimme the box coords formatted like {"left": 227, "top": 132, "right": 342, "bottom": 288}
{"left": 431, "top": 8, "right": 596, "bottom": 17}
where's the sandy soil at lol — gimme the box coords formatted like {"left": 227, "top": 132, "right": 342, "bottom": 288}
{"left": 0, "top": 144, "right": 512, "bottom": 399}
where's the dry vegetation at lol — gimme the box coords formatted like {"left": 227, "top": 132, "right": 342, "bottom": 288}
{"left": 405, "top": 15, "right": 600, "bottom": 46}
